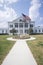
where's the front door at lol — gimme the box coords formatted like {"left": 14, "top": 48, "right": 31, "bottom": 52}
{"left": 20, "top": 30, "right": 23, "bottom": 34}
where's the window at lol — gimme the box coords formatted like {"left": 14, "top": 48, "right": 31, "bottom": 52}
{"left": 20, "top": 30, "right": 23, "bottom": 34}
{"left": 19, "top": 23, "right": 23, "bottom": 27}
{"left": 30, "top": 24, "right": 33, "bottom": 27}
{"left": 10, "top": 25, "right": 13, "bottom": 28}
{"left": 25, "top": 23, "right": 28, "bottom": 27}
{"left": 19, "top": 19, "right": 22, "bottom": 21}
{"left": 15, "top": 23, "right": 18, "bottom": 27}
{"left": 10, "top": 29, "right": 18, "bottom": 33}
{"left": 42, "top": 29, "right": 43, "bottom": 32}
{"left": 39, "top": 30, "right": 40, "bottom": 32}
{"left": 2, "top": 30, "right": 4, "bottom": 33}
{"left": 10, "top": 30, "right": 12, "bottom": 33}
{"left": 6, "top": 30, "right": 7, "bottom": 33}
{"left": 25, "top": 30, "right": 29, "bottom": 34}
{"left": 35, "top": 30, "right": 37, "bottom": 33}
{"left": 16, "top": 30, "right": 18, "bottom": 33}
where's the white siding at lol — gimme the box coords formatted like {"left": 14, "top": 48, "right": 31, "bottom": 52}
{"left": 34, "top": 27, "right": 43, "bottom": 33}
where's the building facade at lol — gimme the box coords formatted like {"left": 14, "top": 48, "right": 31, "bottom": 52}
{"left": 8, "top": 14, "right": 35, "bottom": 35}
{"left": 0, "top": 28, "right": 8, "bottom": 34}
{"left": 34, "top": 26, "right": 43, "bottom": 34}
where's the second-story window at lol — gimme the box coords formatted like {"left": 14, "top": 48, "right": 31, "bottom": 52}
{"left": 19, "top": 23, "right": 23, "bottom": 27}
{"left": 25, "top": 23, "right": 28, "bottom": 27}
{"left": 30, "top": 24, "right": 33, "bottom": 27}
{"left": 15, "top": 23, "right": 18, "bottom": 27}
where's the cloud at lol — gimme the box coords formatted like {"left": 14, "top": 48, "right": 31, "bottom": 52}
{"left": 0, "top": 5, "right": 17, "bottom": 28}
{"left": 0, "top": 0, "right": 18, "bottom": 28}
{"left": 6, "top": 0, "right": 18, "bottom": 3}
{"left": 29, "top": 0, "right": 41, "bottom": 21}
{"left": 40, "top": 17, "right": 43, "bottom": 21}
{"left": 0, "top": 0, "right": 18, "bottom": 8}
{"left": 0, "top": 22, "right": 8, "bottom": 28}
{"left": 0, "top": 0, "right": 3, "bottom": 3}
{"left": 0, "top": 4, "right": 3, "bottom": 7}
{"left": 0, "top": 0, "right": 18, "bottom": 4}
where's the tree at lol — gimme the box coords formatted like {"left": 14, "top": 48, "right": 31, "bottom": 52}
{"left": 10, "top": 28, "right": 16, "bottom": 35}
{"left": 29, "top": 28, "right": 33, "bottom": 34}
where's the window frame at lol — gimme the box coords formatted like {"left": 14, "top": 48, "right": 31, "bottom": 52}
{"left": 39, "top": 30, "right": 40, "bottom": 32}
{"left": 30, "top": 24, "right": 33, "bottom": 27}
{"left": 25, "top": 29, "right": 29, "bottom": 34}
{"left": 19, "top": 23, "right": 23, "bottom": 28}
{"left": 15, "top": 23, "right": 18, "bottom": 28}
{"left": 25, "top": 23, "right": 28, "bottom": 28}
{"left": 35, "top": 29, "right": 37, "bottom": 33}
{"left": 10, "top": 25, "right": 13, "bottom": 28}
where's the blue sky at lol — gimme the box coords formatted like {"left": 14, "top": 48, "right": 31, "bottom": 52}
{"left": 0, "top": 0, "right": 43, "bottom": 28}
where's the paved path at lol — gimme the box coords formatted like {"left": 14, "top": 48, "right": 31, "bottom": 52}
{"left": 1, "top": 40, "right": 37, "bottom": 65}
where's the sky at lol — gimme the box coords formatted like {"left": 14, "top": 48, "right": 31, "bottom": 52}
{"left": 0, "top": 0, "right": 43, "bottom": 28}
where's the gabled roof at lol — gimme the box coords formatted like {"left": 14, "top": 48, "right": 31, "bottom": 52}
{"left": 8, "top": 14, "right": 31, "bottom": 23}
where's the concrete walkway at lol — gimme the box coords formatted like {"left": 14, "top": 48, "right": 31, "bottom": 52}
{"left": 1, "top": 40, "right": 37, "bottom": 65}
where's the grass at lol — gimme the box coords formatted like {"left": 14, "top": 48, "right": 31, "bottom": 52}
{"left": 0, "top": 35, "right": 15, "bottom": 65}
{"left": 27, "top": 35, "right": 43, "bottom": 65}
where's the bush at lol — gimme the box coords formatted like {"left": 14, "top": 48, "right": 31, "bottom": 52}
{"left": 13, "top": 34, "right": 30, "bottom": 39}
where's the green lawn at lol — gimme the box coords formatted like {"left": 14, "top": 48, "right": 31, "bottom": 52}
{"left": 0, "top": 35, "right": 15, "bottom": 65}
{"left": 27, "top": 35, "right": 43, "bottom": 65}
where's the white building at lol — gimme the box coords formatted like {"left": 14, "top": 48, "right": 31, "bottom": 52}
{"left": 0, "top": 14, "right": 43, "bottom": 35}
{"left": 0, "top": 28, "right": 8, "bottom": 34}
{"left": 34, "top": 26, "right": 43, "bottom": 34}
{"left": 8, "top": 14, "right": 35, "bottom": 35}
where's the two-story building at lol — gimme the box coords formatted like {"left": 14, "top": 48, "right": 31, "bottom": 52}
{"left": 8, "top": 14, "right": 35, "bottom": 35}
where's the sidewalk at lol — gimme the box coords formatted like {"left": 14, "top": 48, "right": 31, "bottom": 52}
{"left": 1, "top": 40, "right": 37, "bottom": 65}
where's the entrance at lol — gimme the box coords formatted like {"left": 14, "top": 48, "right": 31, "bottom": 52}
{"left": 20, "top": 30, "right": 23, "bottom": 34}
